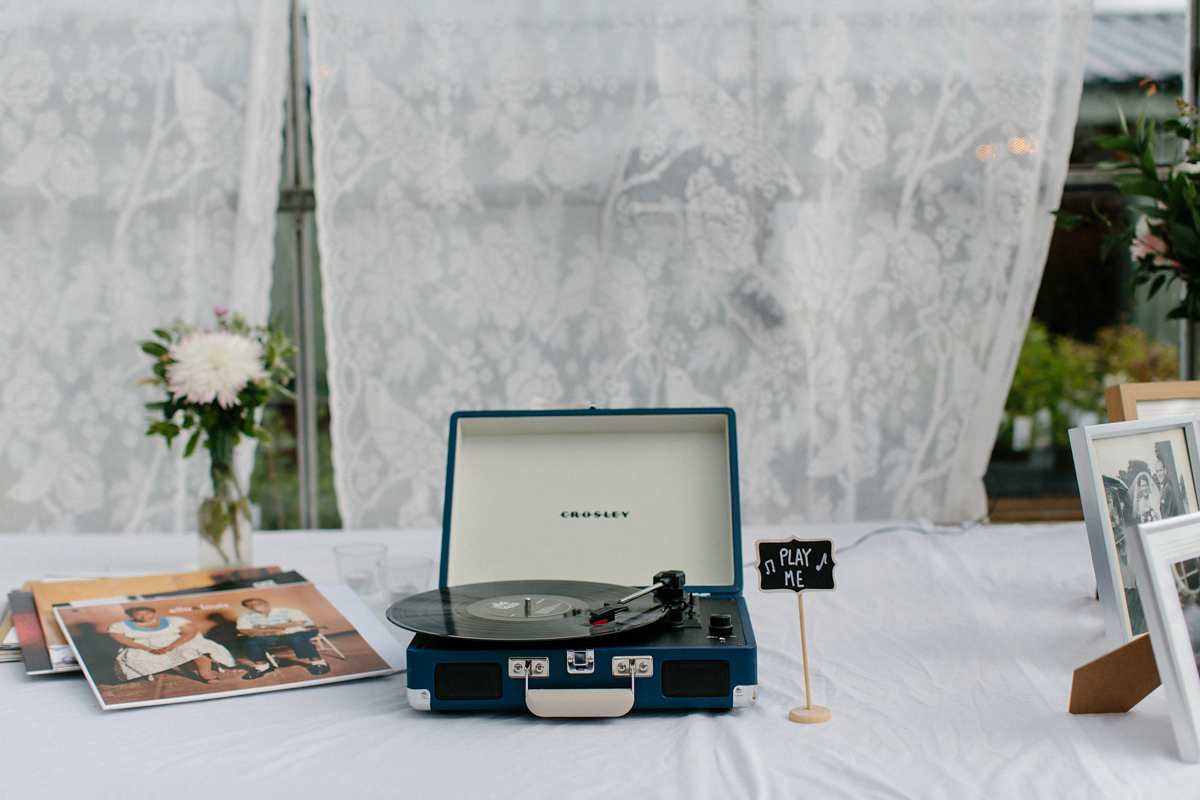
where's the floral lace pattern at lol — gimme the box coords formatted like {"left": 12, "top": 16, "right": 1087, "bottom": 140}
{"left": 0, "top": 1, "right": 288, "bottom": 531}
{"left": 310, "top": 1, "right": 1090, "bottom": 528}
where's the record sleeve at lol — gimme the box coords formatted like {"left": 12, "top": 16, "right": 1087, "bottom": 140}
{"left": 55, "top": 582, "right": 405, "bottom": 710}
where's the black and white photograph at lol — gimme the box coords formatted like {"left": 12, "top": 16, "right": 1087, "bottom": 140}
{"left": 1071, "top": 417, "right": 1200, "bottom": 647}
{"left": 1171, "top": 553, "right": 1200, "bottom": 673}
{"left": 1127, "top": 513, "right": 1200, "bottom": 764}
{"left": 1095, "top": 430, "right": 1196, "bottom": 636}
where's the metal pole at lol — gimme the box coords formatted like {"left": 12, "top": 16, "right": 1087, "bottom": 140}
{"left": 285, "top": 0, "right": 320, "bottom": 528}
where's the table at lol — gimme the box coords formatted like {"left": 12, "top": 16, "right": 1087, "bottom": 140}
{"left": 0, "top": 522, "right": 1192, "bottom": 798}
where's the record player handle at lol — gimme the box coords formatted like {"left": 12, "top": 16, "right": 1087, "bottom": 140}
{"left": 525, "top": 687, "right": 635, "bottom": 718}
{"left": 524, "top": 661, "right": 639, "bottom": 718}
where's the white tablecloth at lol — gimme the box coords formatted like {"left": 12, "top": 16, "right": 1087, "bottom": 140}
{"left": 0, "top": 522, "right": 1190, "bottom": 798}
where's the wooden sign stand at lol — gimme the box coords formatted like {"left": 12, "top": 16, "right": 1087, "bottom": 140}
{"left": 755, "top": 537, "right": 836, "bottom": 725}
{"left": 1068, "top": 634, "right": 1161, "bottom": 714}
{"left": 788, "top": 593, "right": 832, "bottom": 724}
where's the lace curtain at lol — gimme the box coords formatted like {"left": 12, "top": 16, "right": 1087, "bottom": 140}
{"left": 311, "top": 0, "right": 1092, "bottom": 528}
{"left": 0, "top": 0, "right": 288, "bottom": 532}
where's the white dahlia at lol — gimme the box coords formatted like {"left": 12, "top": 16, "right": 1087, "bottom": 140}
{"left": 167, "top": 331, "right": 268, "bottom": 408}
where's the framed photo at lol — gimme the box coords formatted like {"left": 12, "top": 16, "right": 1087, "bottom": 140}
{"left": 1127, "top": 512, "right": 1200, "bottom": 762}
{"left": 1069, "top": 415, "right": 1200, "bottom": 648}
{"left": 1105, "top": 381, "right": 1200, "bottom": 423}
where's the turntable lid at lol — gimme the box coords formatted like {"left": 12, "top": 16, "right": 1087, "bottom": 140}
{"left": 440, "top": 408, "right": 742, "bottom": 593}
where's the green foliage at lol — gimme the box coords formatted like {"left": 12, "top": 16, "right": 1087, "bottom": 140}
{"left": 140, "top": 310, "right": 296, "bottom": 467}
{"left": 1056, "top": 98, "right": 1200, "bottom": 320}
{"left": 1000, "top": 321, "right": 1178, "bottom": 452}
{"left": 1094, "top": 324, "right": 1180, "bottom": 383}
{"left": 1051, "top": 209, "right": 1087, "bottom": 230}
{"left": 141, "top": 308, "right": 298, "bottom": 554}
{"left": 249, "top": 401, "right": 342, "bottom": 530}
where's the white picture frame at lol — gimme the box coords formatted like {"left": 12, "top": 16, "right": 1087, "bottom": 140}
{"left": 1069, "top": 415, "right": 1200, "bottom": 648}
{"left": 1128, "top": 512, "right": 1200, "bottom": 762}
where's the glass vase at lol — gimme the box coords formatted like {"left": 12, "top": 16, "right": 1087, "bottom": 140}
{"left": 197, "top": 466, "right": 254, "bottom": 569}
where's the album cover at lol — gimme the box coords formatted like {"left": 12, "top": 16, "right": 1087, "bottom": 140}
{"left": 8, "top": 588, "right": 54, "bottom": 674}
{"left": 54, "top": 582, "right": 405, "bottom": 710}
{"left": 29, "top": 566, "right": 286, "bottom": 672}
{"left": 0, "top": 596, "right": 12, "bottom": 641}
{"left": 0, "top": 630, "right": 19, "bottom": 662}
{"left": 0, "top": 593, "right": 22, "bottom": 662}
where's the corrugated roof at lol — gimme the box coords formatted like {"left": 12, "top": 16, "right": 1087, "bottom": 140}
{"left": 1086, "top": 13, "right": 1185, "bottom": 82}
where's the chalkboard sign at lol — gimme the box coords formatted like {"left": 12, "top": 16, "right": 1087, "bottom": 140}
{"left": 756, "top": 538, "right": 836, "bottom": 593}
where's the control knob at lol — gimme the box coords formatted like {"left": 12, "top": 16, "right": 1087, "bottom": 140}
{"left": 708, "top": 613, "right": 733, "bottom": 638}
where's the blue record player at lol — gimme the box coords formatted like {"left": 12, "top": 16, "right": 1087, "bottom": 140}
{"left": 387, "top": 407, "right": 758, "bottom": 717}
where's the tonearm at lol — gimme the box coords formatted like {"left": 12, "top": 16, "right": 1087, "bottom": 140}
{"left": 588, "top": 569, "right": 696, "bottom": 628}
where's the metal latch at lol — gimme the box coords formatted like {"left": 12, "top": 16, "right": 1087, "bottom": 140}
{"left": 566, "top": 649, "right": 594, "bottom": 674}
{"left": 518, "top": 655, "right": 650, "bottom": 718}
{"left": 508, "top": 657, "right": 549, "bottom": 678}
{"left": 612, "top": 656, "right": 653, "bottom": 678}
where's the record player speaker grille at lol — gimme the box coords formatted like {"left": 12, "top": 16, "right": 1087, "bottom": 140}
{"left": 661, "top": 660, "right": 730, "bottom": 698}
{"left": 434, "top": 662, "right": 504, "bottom": 701}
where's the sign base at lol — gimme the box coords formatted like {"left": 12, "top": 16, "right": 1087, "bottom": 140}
{"left": 789, "top": 705, "right": 832, "bottom": 724}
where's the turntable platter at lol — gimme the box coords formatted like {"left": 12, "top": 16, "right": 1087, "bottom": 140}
{"left": 386, "top": 579, "right": 668, "bottom": 641}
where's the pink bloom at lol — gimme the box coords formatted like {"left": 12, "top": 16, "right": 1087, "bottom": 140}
{"left": 1130, "top": 218, "right": 1178, "bottom": 266}
{"left": 213, "top": 304, "right": 228, "bottom": 317}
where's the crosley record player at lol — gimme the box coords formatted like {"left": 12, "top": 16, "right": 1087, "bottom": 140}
{"left": 387, "top": 407, "right": 758, "bottom": 717}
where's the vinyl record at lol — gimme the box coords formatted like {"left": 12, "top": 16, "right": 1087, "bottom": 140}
{"left": 386, "top": 579, "right": 667, "bottom": 641}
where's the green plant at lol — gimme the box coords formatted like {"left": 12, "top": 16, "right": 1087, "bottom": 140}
{"left": 140, "top": 307, "right": 296, "bottom": 561}
{"left": 1094, "top": 323, "right": 1179, "bottom": 384}
{"left": 1056, "top": 99, "right": 1200, "bottom": 320}
{"left": 999, "top": 322, "right": 1177, "bottom": 456}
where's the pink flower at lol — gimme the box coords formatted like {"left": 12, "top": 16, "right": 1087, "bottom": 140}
{"left": 1130, "top": 218, "right": 1178, "bottom": 266}
{"left": 213, "top": 304, "right": 228, "bottom": 317}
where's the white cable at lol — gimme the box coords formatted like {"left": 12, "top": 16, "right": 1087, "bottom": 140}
{"left": 834, "top": 515, "right": 987, "bottom": 555}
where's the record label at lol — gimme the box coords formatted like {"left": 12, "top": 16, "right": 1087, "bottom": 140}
{"left": 466, "top": 594, "right": 583, "bottom": 620}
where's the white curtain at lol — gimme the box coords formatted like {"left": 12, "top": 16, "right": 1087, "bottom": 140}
{"left": 309, "top": 0, "right": 1093, "bottom": 528}
{"left": 0, "top": 0, "right": 289, "bottom": 532}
